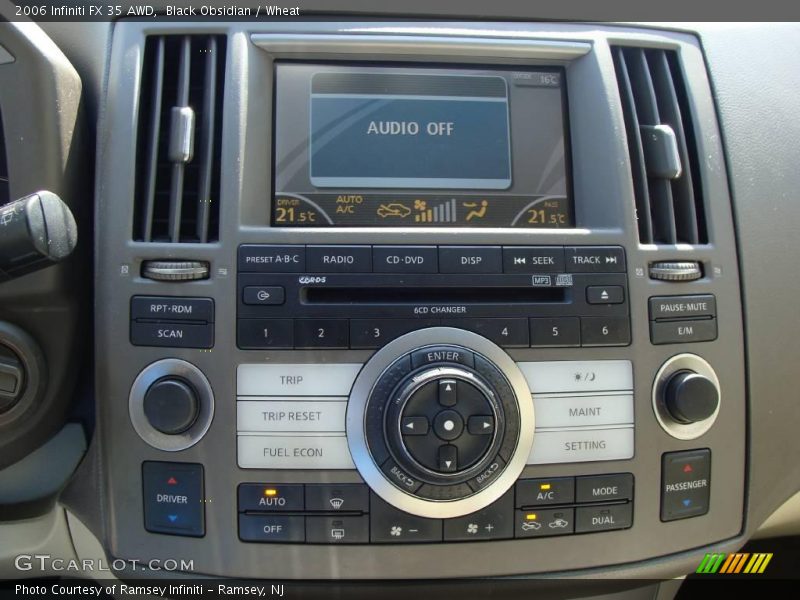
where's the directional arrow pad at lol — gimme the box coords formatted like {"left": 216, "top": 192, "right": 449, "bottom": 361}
{"left": 401, "top": 416, "right": 429, "bottom": 436}
{"left": 439, "top": 445, "right": 458, "bottom": 472}
{"left": 468, "top": 416, "right": 495, "bottom": 435}
{"left": 438, "top": 379, "right": 458, "bottom": 407}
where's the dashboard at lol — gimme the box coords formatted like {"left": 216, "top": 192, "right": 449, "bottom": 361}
{"left": 1, "top": 9, "right": 800, "bottom": 596}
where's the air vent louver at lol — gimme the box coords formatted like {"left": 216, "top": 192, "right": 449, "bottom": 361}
{"left": 134, "top": 35, "right": 225, "bottom": 243}
{"left": 612, "top": 47, "right": 707, "bottom": 245}
{"left": 0, "top": 109, "right": 9, "bottom": 206}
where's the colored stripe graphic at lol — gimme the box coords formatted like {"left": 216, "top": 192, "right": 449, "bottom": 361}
{"left": 696, "top": 552, "right": 773, "bottom": 574}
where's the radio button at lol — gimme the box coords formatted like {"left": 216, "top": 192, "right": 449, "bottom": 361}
{"left": 565, "top": 247, "right": 626, "bottom": 273}
{"left": 237, "top": 363, "right": 362, "bottom": 397}
{"left": 239, "top": 514, "right": 305, "bottom": 543}
{"left": 438, "top": 246, "right": 502, "bottom": 274}
{"left": 443, "top": 318, "right": 529, "bottom": 348}
{"left": 350, "top": 319, "right": 437, "bottom": 349}
{"left": 238, "top": 245, "right": 305, "bottom": 273}
{"left": 581, "top": 317, "right": 631, "bottom": 346}
{"left": 237, "top": 400, "right": 347, "bottom": 433}
{"left": 237, "top": 319, "right": 293, "bottom": 350}
{"left": 306, "top": 245, "right": 372, "bottom": 273}
{"left": 502, "top": 247, "right": 565, "bottom": 273}
{"left": 530, "top": 317, "right": 580, "bottom": 347}
{"left": 372, "top": 246, "right": 438, "bottom": 273}
{"left": 517, "top": 360, "right": 633, "bottom": 394}
{"left": 294, "top": 319, "right": 349, "bottom": 349}
{"left": 527, "top": 427, "right": 634, "bottom": 464}
{"left": 238, "top": 483, "right": 304, "bottom": 512}
{"left": 242, "top": 286, "right": 285, "bottom": 306}
{"left": 237, "top": 435, "right": 354, "bottom": 469}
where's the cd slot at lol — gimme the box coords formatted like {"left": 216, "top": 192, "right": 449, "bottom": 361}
{"left": 303, "top": 286, "right": 567, "bottom": 305}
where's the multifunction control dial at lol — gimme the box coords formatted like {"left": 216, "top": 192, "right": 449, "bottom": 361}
{"left": 347, "top": 328, "right": 535, "bottom": 518}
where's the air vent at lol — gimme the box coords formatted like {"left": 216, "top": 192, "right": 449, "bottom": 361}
{"left": 612, "top": 47, "right": 707, "bottom": 245}
{"left": 0, "top": 109, "right": 9, "bottom": 206}
{"left": 133, "top": 35, "right": 225, "bottom": 243}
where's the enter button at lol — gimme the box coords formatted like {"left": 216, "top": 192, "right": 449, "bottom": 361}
{"left": 576, "top": 473, "right": 633, "bottom": 503}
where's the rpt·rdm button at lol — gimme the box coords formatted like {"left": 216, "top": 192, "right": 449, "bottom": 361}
{"left": 237, "top": 364, "right": 362, "bottom": 397}
{"left": 236, "top": 400, "right": 347, "bottom": 433}
{"left": 237, "top": 435, "right": 355, "bottom": 469}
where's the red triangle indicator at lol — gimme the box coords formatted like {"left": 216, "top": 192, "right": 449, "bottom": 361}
{"left": 167, "top": 476, "right": 178, "bottom": 485}
{"left": 682, "top": 464, "right": 693, "bottom": 473}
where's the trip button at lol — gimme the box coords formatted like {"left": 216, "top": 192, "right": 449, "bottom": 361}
{"left": 237, "top": 483, "right": 304, "bottom": 512}
{"left": 515, "top": 508, "right": 574, "bottom": 538}
{"left": 516, "top": 477, "right": 575, "bottom": 507}
{"left": 581, "top": 317, "right": 631, "bottom": 346}
{"left": 142, "top": 462, "right": 204, "bottom": 537}
{"left": 575, "top": 503, "right": 632, "bottom": 533}
{"left": 661, "top": 449, "right": 711, "bottom": 521}
{"left": 566, "top": 246, "right": 626, "bottom": 273}
{"left": 307, "top": 515, "right": 369, "bottom": 544}
{"left": 444, "top": 491, "right": 514, "bottom": 541}
{"left": 502, "top": 247, "right": 565, "bottom": 273}
{"left": 438, "top": 246, "right": 502, "bottom": 274}
{"left": 305, "top": 484, "right": 369, "bottom": 513}
{"left": 238, "top": 514, "right": 305, "bottom": 543}
{"left": 576, "top": 473, "right": 633, "bottom": 503}
{"left": 370, "top": 494, "right": 442, "bottom": 543}
{"left": 306, "top": 245, "right": 372, "bottom": 273}
{"left": 372, "top": 246, "right": 438, "bottom": 274}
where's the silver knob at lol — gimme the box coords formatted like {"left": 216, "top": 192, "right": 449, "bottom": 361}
{"left": 649, "top": 261, "right": 702, "bottom": 282}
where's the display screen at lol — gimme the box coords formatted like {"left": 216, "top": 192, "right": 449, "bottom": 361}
{"left": 273, "top": 64, "right": 572, "bottom": 228}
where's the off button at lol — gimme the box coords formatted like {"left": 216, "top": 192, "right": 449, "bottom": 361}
{"left": 373, "top": 246, "right": 438, "bottom": 273}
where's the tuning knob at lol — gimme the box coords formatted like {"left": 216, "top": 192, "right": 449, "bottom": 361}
{"left": 663, "top": 370, "right": 719, "bottom": 424}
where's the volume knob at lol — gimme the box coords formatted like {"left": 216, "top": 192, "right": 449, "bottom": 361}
{"left": 663, "top": 371, "right": 719, "bottom": 424}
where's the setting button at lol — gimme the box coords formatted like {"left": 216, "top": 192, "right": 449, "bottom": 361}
{"left": 516, "top": 477, "right": 575, "bottom": 507}
{"left": 433, "top": 410, "right": 464, "bottom": 441}
{"left": 438, "top": 246, "right": 502, "bottom": 274}
{"left": 372, "top": 246, "right": 438, "bottom": 274}
{"left": 661, "top": 449, "right": 711, "bottom": 521}
{"left": 142, "top": 462, "right": 204, "bottom": 537}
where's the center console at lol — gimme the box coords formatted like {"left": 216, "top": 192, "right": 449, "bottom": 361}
{"left": 93, "top": 21, "right": 746, "bottom": 579}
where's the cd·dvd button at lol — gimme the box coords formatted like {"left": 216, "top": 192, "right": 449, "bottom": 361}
{"left": 372, "top": 246, "right": 438, "bottom": 273}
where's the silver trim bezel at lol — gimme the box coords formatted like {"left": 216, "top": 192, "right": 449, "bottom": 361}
{"left": 347, "top": 327, "right": 534, "bottom": 518}
{"left": 129, "top": 359, "right": 215, "bottom": 451}
{"left": 652, "top": 353, "right": 720, "bottom": 440}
